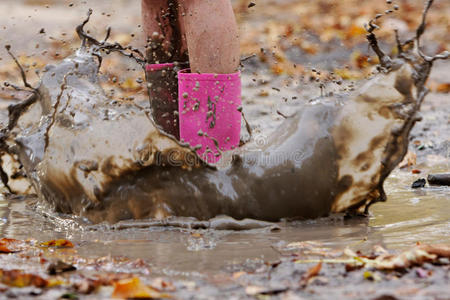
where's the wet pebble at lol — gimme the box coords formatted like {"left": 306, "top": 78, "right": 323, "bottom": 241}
{"left": 411, "top": 178, "right": 426, "bottom": 189}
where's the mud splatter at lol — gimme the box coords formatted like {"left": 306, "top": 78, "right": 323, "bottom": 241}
{"left": 0, "top": 2, "right": 447, "bottom": 224}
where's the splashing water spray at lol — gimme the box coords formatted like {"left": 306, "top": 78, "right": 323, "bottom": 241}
{"left": 0, "top": 1, "right": 447, "bottom": 227}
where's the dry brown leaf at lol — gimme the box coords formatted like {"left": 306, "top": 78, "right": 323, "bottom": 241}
{"left": 112, "top": 277, "right": 170, "bottom": 299}
{"left": 399, "top": 151, "right": 417, "bottom": 168}
{"left": 150, "top": 278, "right": 176, "bottom": 292}
{"left": 40, "top": 239, "right": 74, "bottom": 248}
{"left": 305, "top": 262, "right": 322, "bottom": 279}
{"left": 417, "top": 244, "right": 450, "bottom": 258}
{"left": 345, "top": 246, "right": 439, "bottom": 270}
{"left": 0, "top": 238, "right": 26, "bottom": 253}
{"left": 0, "top": 269, "right": 48, "bottom": 288}
{"left": 285, "top": 241, "right": 323, "bottom": 250}
{"left": 232, "top": 271, "right": 246, "bottom": 280}
{"left": 300, "top": 262, "right": 322, "bottom": 287}
{"left": 436, "top": 83, "right": 450, "bottom": 93}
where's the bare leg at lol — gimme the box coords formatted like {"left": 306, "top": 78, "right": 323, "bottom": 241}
{"left": 141, "top": 0, "right": 187, "bottom": 63}
{"left": 142, "top": 0, "right": 187, "bottom": 138}
{"left": 179, "top": 0, "right": 240, "bottom": 74}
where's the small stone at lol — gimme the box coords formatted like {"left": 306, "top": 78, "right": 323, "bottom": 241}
{"left": 411, "top": 178, "right": 426, "bottom": 189}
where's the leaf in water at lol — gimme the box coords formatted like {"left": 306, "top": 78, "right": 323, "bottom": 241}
{"left": 436, "top": 82, "right": 450, "bottom": 93}
{"left": 345, "top": 246, "right": 438, "bottom": 270}
{"left": 306, "top": 262, "right": 322, "bottom": 278}
{"left": 417, "top": 244, "right": 450, "bottom": 258}
{"left": 149, "top": 278, "right": 176, "bottom": 292}
{"left": 0, "top": 238, "right": 26, "bottom": 253}
{"left": 285, "top": 241, "right": 323, "bottom": 250}
{"left": 300, "top": 262, "right": 322, "bottom": 287}
{"left": 112, "top": 277, "right": 170, "bottom": 299}
{"left": 41, "top": 239, "right": 74, "bottom": 248}
{"left": 399, "top": 151, "right": 417, "bottom": 168}
{"left": 0, "top": 269, "right": 48, "bottom": 288}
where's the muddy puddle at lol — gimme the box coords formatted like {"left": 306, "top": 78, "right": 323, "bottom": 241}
{"left": 0, "top": 160, "right": 448, "bottom": 277}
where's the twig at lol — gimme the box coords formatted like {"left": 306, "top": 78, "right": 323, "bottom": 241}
{"left": 241, "top": 54, "right": 257, "bottom": 63}
{"left": 76, "top": 9, "right": 98, "bottom": 48}
{"left": 415, "top": 0, "right": 435, "bottom": 62}
{"left": 76, "top": 9, "right": 146, "bottom": 66}
{"left": 4, "top": 45, "right": 35, "bottom": 91}
{"left": 431, "top": 50, "right": 449, "bottom": 62}
{"left": 416, "top": 0, "right": 434, "bottom": 42}
{"left": 276, "top": 110, "right": 288, "bottom": 119}
{"left": 394, "top": 29, "right": 403, "bottom": 54}
{"left": 365, "top": 20, "right": 391, "bottom": 68}
{"left": 44, "top": 74, "right": 68, "bottom": 150}
{"left": 102, "top": 27, "right": 111, "bottom": 44}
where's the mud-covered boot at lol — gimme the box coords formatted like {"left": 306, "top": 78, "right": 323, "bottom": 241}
{"left": 145, "top": 63, "right": 181, "bottom": 139}
{"left": 178, "top": 70, "right": 242, "bottom": 164}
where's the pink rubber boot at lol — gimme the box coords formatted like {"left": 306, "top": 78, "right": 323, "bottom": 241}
{"left": 178, "top": 70, "right": 242, "bottom": 164}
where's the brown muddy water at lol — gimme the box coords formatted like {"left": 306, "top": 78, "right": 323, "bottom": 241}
{"left": 0, "top": 0, "right": 449, "bottom": 282}
{"left": 0, "top": 163, "right": 448, "bottom": 278}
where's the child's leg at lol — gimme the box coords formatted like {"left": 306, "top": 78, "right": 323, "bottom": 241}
{"left": 177, "top": 0, "right": 241, "bottom": 163}
{"left": 142, "top": 0, "right": 187, "bottom": 138}
{"left": 179, "top": 0, "right": 240, "bottom": 74}
{"left": 142, "top": 0, "right": 187, "bottom": 63}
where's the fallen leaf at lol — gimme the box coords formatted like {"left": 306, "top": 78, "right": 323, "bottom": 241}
{"left": 300, "top": 262, "right": 322, "bottom": 287}
{"left": 417, "top": 244, "right": 450, "bottom": 258}
{"left": 258, "top": 90, "right": 269, "bottom": 97}
{"left": 120, "top": 77, "right": 141, "bottom": 91}
{"left": 333, "top": 68, "right": 363, "bottom": 80}
{"left": 0, "top": 269, "right": 48, "bottom": 288}
{"left": 305, "top": 262, "right": 322, "bottom": 279}
{"left": 345, "top": 247, "right": 437, "bottom": 270}
{"left": 41, "top": 239, "right": 74, "bottom": 248}
{"left": 191, "top": 232, "right": 202, "bottom": 238}
{"left": 345, "top": 24, "right": 366, "bottom": 39}
{"left": 150, "top": 278, "right": 176, "bottom": 292}
{"left": 0, "top": 238, "right": 25, "bottom": 253}
{"left": 232, "top": 271, "right": 246, "bottom": 280}
{"left": 435, "top": 82, "right": 450, "bottom": 93}
{"left": 285, "top": 241, "right": 323, "bottom": 250}
{"left": 112, "top": 277, "right": 170, "bottom": 299}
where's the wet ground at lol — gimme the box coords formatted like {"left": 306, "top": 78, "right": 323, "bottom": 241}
{"left": 0, "top": 0, "right": 449, "bottom": 299}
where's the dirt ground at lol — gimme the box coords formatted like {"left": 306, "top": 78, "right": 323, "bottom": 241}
{"left": 0, "top": 0, "right": 449, "bottom": 299}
